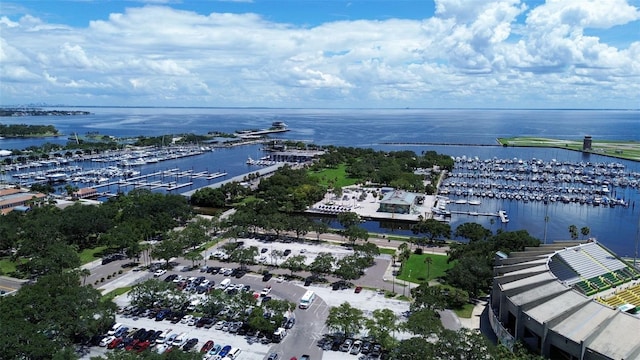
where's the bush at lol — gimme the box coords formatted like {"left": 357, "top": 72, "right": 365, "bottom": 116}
{"left": 100, "top": 277, "right": 105, "bottom": 282}
{"left": 414, "top": 248, "right": 423, "bottom": 255}
{"left": 118, "top": 270, "right": 123, "bottom": 274}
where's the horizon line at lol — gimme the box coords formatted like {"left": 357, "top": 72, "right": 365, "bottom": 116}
{"left": 1, "top": 105, "right": 639, "bottom": 111}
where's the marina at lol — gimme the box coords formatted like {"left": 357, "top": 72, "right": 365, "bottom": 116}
{"left": 439, "top": 156, "right": 639, "bottom": 208}
{"left": 1, "top": 107, "right": 640, "bottom": 256}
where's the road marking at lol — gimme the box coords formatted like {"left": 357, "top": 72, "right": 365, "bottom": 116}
{"left": 0, "top": 285, "right": 16, "bottom": 291}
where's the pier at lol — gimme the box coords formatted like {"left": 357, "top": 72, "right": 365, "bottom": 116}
{"left": 181, "top": 163, "right": 286, "bottom": 197}
{"left": 90, "top": 169, "right": 228, "bottom": 193}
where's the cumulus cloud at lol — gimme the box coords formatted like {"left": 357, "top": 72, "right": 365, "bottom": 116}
{"left": 0, "top": 1, "right": 638, "bottom": 108}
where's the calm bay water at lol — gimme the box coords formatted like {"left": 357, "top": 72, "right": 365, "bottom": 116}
{"left": 1, "top": 108, "right": 639, "bottom": 257}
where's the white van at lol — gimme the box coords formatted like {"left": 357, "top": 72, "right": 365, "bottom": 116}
{"left": 226, "top": 347, "right": 242, "bottom": 359}
{"left": 107, "top": 323, "right": 122, "bottom": 336}
{"left": 217, "top": 278, "right": 231, "bottom": 290}
{"left": 155, "top": 329, "right": 172, "bottom": 344}
{"left": 299, "top": 290, "right": 315, "bottom": 309}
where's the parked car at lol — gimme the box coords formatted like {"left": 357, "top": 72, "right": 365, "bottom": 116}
{"left": 153, "top": 269, "right": 167, "bottom": 277}
{"left": 262, "top": 272, "right": 273, "bottom": 281}
{"left": 283, "top": 249, "right": 291, "bottom": 256}
{"left": 260, "top": 287, "right": 272, "bottom": 297}
{"left": 200, "top": 340, "right": 214, "bottom": 353}
{"left": 99, "top": 336, "right": 116, "bottom": 347}
{"left": 113, "top": 326, "right": 129, "bottom": 338}
{"left": 155, "top": 309, "right": 171, "bottom": 321}
{"left": 370, "top": 344, "right": 382, "bottom": 357}
{"left": 267, "top": 353, "right": 279, "bottom": 360}
{"left": 300, "top": 355, "right": 310, "bottom": 360}
{"left": 218, "top": 345, "right": 232, "bottom": 357}
{"left": 182, "top": 338, "right": 199, "bottom": 351}
{"left": 207, "top": 344, "right": 222, "bottom": 357}
{"left": 107, "top": 337, "right": 123, "bottom": 349}
{"left": 355, "top": 286, "right": 363, "bottom": 293}
{"left": 284, "top": 317, "right": 295, "bottom": 329}
{"left": 340, "top": 338, "right": 354, "bottom": 352}
{"left": 107, "top": 323, "right": 123, "bottom": 336}
{"left": 350, "top": 340, "right": 362, "bottom": 355}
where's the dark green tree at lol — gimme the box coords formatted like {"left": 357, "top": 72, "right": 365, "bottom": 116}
{"left": 326, "top": 302, "right": 364, "bottom": 337}
{"left": 0, "top": 272, "right": 116, "bottom": 359}
{"left": 308, "top": 252, "right": 335, "bottom": 277}
{"left": 455, "top": 222, "right": 492, "bottom": 242}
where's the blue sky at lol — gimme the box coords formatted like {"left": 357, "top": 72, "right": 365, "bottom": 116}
{"left": 1, "top": 0, "right": 639, "bottom": 108}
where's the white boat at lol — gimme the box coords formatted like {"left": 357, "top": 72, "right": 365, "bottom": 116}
{"left": 271, "top": 121, "right": 287, "bottom": 129}
{"left": 46, "top": 173, "right": 68, "bottom": 182}
{"left": 454, "top": 199, "right": 468, "bottom": 204}
{"left": 469, "top": 200, "right": 481, "bottom": 205}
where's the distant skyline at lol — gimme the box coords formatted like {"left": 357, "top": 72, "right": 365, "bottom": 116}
{"left": 1, "top": 0, "right": 639, "bottom": 109}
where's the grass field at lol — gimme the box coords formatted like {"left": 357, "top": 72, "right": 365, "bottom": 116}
{"left": 308, "top": 164, "right": 359, "bottom": 188}
{"left": 79, "top": 246, "right": 108, "bottom": 264}
{"left": 0, "top": 258, "right": 17, "bottom": 275}
{"left": 102, "top": 286, "right": 132, "bottom": 303}
{"left": 498, "top": 137, "right": 640, "bottom": 162}
{"left": 396, "top": 253, "right": 453, "bottom": 283}
{"left": 453, "top": 303, "right": 475, "bottom": 318}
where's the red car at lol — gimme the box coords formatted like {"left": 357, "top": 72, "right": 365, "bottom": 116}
{"left": 200, "top": 340, "right": 215, "bottom": 353}
{"left": 107, "top": 337, "right": 123, "bottom": 349}
{"left": 134, "top": 340, "right": 151, "bottom": 353}
{"left": 125, "top": 339, "right": 139, "bottom": 351}
{"left": 354, "top": 286, "right": 363, "bottom": 293}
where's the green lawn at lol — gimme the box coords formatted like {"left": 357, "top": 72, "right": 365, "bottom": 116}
{"left": 378, "top": 247, "right": 397, "bottom": 256}
{"left": 453, "top": 303, "right": 475, "bottom": 318}
{"left": 102, "top": 286, "right": 132, "bottom": 303}
{"left": 498, "top": 137, "right": 640, "bottom": 162}
{"left": 308, "top": 164, "right": 359, "bottom": 188}
{"left": 396, "top": 253, "right": 453, "bottom": 283}
{"left": 78, "top": 246, "right": 108, "bottom": 264}
{"left": 0, "top": 258, "right": 17, "bottom": 275}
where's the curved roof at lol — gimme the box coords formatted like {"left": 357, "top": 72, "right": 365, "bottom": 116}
{"left": 493, "top": 240, "right": 640, "bottom": 359}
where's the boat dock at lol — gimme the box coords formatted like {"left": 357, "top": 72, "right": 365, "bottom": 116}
{"left": 448, "top": 209, "right": 504, "bottom": 219}
{"left": 181, "top": 163, "right": 286, "bottom": 197}
{"left": 91, "top": 169, "right": 228, "bottom": 193}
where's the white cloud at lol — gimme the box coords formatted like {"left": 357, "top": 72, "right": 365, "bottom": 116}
{"left": 0, "top": 1, "right": 638, "bottom": 108}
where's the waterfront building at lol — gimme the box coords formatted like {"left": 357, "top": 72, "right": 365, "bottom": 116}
{"left": 490, "top": 240, "right": 640, "bottom": 359}
{"left": 0, "top": 187, "right": 45, "bottom": 214}
{"left": 378, "top": 190, "right": 417, "bottom": 214}
{"left": 72, "top": 187, "right": 98, "bottom": 200}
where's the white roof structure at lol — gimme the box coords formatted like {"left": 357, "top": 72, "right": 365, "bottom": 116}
{"left": 490, "top": 240, "right": 640, "bottom": 360}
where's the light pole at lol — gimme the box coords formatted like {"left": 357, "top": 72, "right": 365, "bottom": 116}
{"left": 543, "top": 192, "right": 550, "bottom": 244}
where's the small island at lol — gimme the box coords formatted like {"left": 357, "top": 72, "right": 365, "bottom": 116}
{"left": 0, "top": 108, "right": 91, "bottom": 117}
{"left": 0, "top": 124, "right": 60, "bottom": 138}
{"left": 498, "top": 136, "right": 640, "bottom": 162}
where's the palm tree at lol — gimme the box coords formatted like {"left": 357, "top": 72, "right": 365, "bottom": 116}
{"left": 581, "top": 226, "right": 591, "bottom": 239}
{"left": 424, "top": 257, "right": 433, "bottom": 280}
{"left": 78, "top": 268, "right": 91, "bottom": 286}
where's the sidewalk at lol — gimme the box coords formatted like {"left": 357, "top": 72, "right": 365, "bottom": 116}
{"left": 458, "top": 298, "right": 489, "bottom": 329}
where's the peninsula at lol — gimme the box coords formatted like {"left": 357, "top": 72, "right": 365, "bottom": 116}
{"left": 0, "top": 108, "right": 90, "bottom": 117}
{"left": 498, "top": 137, "right": 640, "bottom": 162}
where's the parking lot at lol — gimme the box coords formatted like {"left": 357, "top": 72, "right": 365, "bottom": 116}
{"left": 83, "top": 236, "right": 411, "bottom": 360}
{"left": 212, "top": 237, "right": 357, "bottom": 267}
